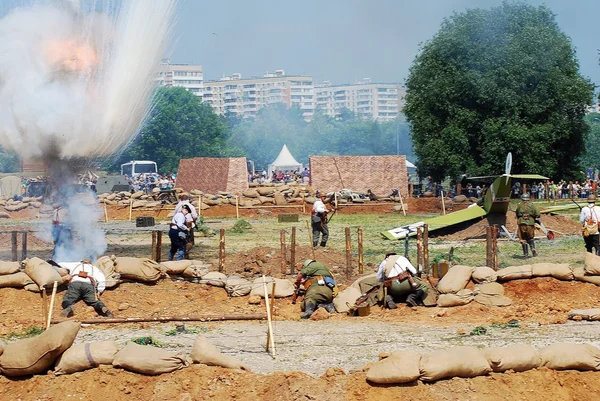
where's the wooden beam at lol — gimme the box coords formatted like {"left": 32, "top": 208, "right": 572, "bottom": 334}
{"left": 51, "top": 314, "right": 268, "bottom": 325}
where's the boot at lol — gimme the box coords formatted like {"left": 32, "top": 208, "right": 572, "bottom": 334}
{"left": 521, "top": 243, "right": 529, "bottom": 258}
{"left": 320, "top": 241, "right": 327, "bottom": 248}
{"left": 61, "top": 306, "right": 73, "bottom": 318}
{"left": 101, "top": 307, "right": 114, "bottom": 318}
{"left": 320, "top": 302, "right": 336, "bottom": 314}
{"left": 406, "top": 290, "right": 426, "bottom": 307}
{"left": 529, "top": 240, "right": 537, "bottom": 257}
{"left": 301, "top": 302, "right": 316, "bottom": 319}
{"left": 385, "top": 295, "right": 397, "bottom": 309}
{"left": 313, "top": 241, "right": 318, "bottom": 248}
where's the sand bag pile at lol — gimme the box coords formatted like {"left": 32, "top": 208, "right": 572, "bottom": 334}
{"left": 54, "top": 341, "right": 118, "bottom": 375}
{"left": 114, "top": 257, "right": 165, "bottom": 283}
{"left": 249, "top": 276, "right": 295, "bottom": 298}
{"left": 112, "top": 342, "right": 190, "bottom": 375}
{"left": 24, "top": 257, "right": 62, "bottom": 290}
{"left": 94, "top": 256, "right": 121, "bottom": 289}
{"left": 190, "top": 336, "right": 249, "bottom": 370}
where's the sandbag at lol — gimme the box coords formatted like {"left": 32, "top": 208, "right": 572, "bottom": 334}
{"left": 199, "top": 271, "right": 227, "bottom": 287}
{"left": 539, "top": 343, "right": 600, "bottom": 371}
{"left": 471, "top": 266, "right": 497, "bottom": 284}
{"left": 225, "top": 276, "right": 252, "bottom": 297}
{"left": 249, "top": 276, "right": 295, "bottom": 298}
{"left": 0, "top": 340, "right": 4, "bottom": 357}
{"left": 24, "top": 282, "right": 41, "bottom": 292}
{"left": 24, "top": 257, "right": 62, "bottom": 289}
{"left": 473, "top": 294, "right": 512, "bottom": 307}
{"left": 572, "top": 266, "right": 600, "bottom": 286}
{"left": 190, "top": 336, "right": 249, "bottom": 370}
{"left": 484, "top": 345, "right": 541, "bottom": 372}
{"left": 437, "top": 289, "right": 473, "bottom": 307}
{"left": 420, "top": 346, "right": 491, "bottom": 382}
{"left": 475, "top": 282, "right": 504, "bottom": 296}
{"left": 0, "top": 272, "right": 34, "bottom": 288}
{"left": 0, "top": 321, "right": 80, "bottom": 377}
{"left": 161, "top": 260, "right": 192, "bottom": 275}
{"left": 436, "top": 265, "right": 475, "bottom": 294}
{"left": 0, "top": 261, "right": 20, "bottom": 275}
{"left": 531, "top": 263, "right": 574, "bottom": 280}
{"left": 584, "top": 252, "right": 600, "bottom": 275}
{"left": 94, "top": 256, "right": 120, "bottom": 289}
{"left": 55, "top": 341, "right": 118, "bottom": 375}
{"left": 182, "top": 265, "right": 209, "bottom": 279}
{"left": 333, "top": 287, "right": 362, "bottom": 313}
{"left": 366, "top": 351, "right": 422, "bottom": 384}
{"left": 568, "top": 308, "right": 600, "bottom": 321}
{"left": 112, "top": 342, "right": 190, "bottom": 375}
{"left": 496, "top": 265, "right": 532, "bottom": 281}
{"left": 114, "top": 257, "right": 164, "bottom": 282}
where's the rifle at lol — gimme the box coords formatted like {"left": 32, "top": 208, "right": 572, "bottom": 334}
{"left": 291, "top": 284, "right": 305, "bottom": 304}
{"left": 571, "top": 197, "right": 583, "bottom": 211}
{"left": 353, "top": 283, "right": 382, "bottom": 307}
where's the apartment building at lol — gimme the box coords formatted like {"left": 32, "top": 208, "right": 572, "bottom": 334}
{"left": 202, "top": 70, "right": 314, "bottom": 120}
{"left": 315, "top": 79, "right": 404, "bottom": 122}
{"left": 158, "top": 60, "right": 204, "bottom": 97}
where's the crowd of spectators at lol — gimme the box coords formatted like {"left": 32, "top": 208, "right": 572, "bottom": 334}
{"left": 248, "top": 168, "right": 311, "bottom": 184}
{"left": 126, "top": 173, "right": 176, "bottom": 193}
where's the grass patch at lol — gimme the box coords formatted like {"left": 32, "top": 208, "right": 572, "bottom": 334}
{"left": 131, "top": 336, "right": 166, "bottom": 347}
{"left": 229, "top": 219, "right": 253, "bottom": 234}
{"left": 3, "top": 325, "right": 44, "bottom": 340}
{"left": 164, "top": 326, "right": 209, "bottom": 336}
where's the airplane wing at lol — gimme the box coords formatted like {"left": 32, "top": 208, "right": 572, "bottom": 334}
{"left": 510, "top": 174, "right": 549, "bottom": 180}
{"left": 381, "top": 205, "right": 487, "bottom": 240}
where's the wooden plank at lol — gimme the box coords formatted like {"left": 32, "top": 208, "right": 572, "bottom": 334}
{"left": 345, "top": 227, "right": 352, "bottom": 279}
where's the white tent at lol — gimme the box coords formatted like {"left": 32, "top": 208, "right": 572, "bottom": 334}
{"left": 268, "top": 144, "right": 302, "bottom": 177}
{"left": 0, "top": 176, "right": 21, "bottom": 197}
{"left": 406, "top": 160, "right": 417, "bottom": 169}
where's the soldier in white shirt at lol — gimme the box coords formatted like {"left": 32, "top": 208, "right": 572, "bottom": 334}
{"left": 311, "top": 193, "right": 333, "bottom": 248}
{"left": 580, "top": 194, "right": 600, "bottom": 255}
{"left": 169, "top": 204, "right": 190, "bottom": 261}
{"left": 377, "top": 253, "right": 430, "bottom": 308}
{"left": 60, "top": 260, "right": 113, "bottom": 318}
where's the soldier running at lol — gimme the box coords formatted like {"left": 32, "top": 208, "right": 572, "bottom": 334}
{"left": 515, "top": 193, "right": 540, "bottom": 258}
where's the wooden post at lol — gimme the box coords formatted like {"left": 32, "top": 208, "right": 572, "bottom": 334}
{"left": 21, "top": 231, "right": 27, "bottom": 261}
{"left": 302, "top": 195, "right": 306, "bottom": 213}
{"left": 441, "top": 191, "right": 446, "bottom": 215}
{"left": 41, "top": 287, "right": 47, "bottom": 325}
{"left": 545, "top": 182, "right": 550, "bottom": 202}
{"left": 404, "top": 234, "right": 409, "bottom": 259}
{"left": 235, "top": 196, "right": 239, "bottom": 219}
{"left": 457, "top": 183, "right": 462, "bottom": 197}
{"left": 218, "top": 229, "right": 225, "bottom": 273}
{"left": 263, "top": 277, "right": 276, "bottom": 358}
{"left": 493, "top": 225, "right": 499, "bottom": 271}
{"left": 409, "top": 183, "right": 414, "bottom": 198}
{"left": 198, "top": 197, "right": 202, "bottom": 218}
{"left": 416, "top": 227, "right": 423, "bottom": 273}
{"left": 151, "top": 231, "right": 158, "bottom": 261}
{"left": 156, "top": 231, "right": 162, "bottom": 263}
{"left": 47, "top": 281, "right": 58, "bottom": 329}
{"left": 129, "top": 199, "right": 133, "bottom": 222}
{"left": 280, "top": 230, "right": 287, "bottom": 274}
{"left": 423, "top": 224, "right": 429, "bottom": 274}
{"left": 306, "top": 220, "right": 315, "bottom": 260}
{"left": 399, "top": 193, "right": 406, "bottom": 216}
{"left": 345, "top": 227, "right": 352, "bottom": 279}
{"left": 104, "top": 204, "right": 108, "bottom": 222}
{"left": 486, "top": 226, "right": 493, "bottom": 269}
{"left": 357, "top": 227, "right": 364, "bottom": 274}
{"left": 11, "top": 231, "right": 18, "bottom": 262}
{"left": 290, "top": 227, "right": 296, "bottom": 274}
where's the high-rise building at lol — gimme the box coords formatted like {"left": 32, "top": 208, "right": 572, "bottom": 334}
{"left": 202, "top": 70, "right": 314, "bottom": 120}
{"left": 315, "top": 79, "right": 404, "bottom": 122}
{"left": 158, "top": 60, "right": 204, "bottom": 97}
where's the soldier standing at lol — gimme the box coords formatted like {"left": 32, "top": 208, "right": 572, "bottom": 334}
{"left": 516, "top": 193, "right": 540, "bottom": 258}
{"left": 579, "top": 194, "right": 600, "bottom": 255}
{"left": 311, "top": 193, "right": 333, "bottom": 248}
{"left": 295, "top": 259, "right": 336, "bottom": 319}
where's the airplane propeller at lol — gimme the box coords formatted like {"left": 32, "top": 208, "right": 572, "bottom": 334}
{"left": 505, "top": 152, "right": 512, "bottom": 185}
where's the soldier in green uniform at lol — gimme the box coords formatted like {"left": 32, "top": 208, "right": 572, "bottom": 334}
{"left": 515, "top": 193, "right": 540, "bottom": 258}
{"left": 377, "top": 253, "right": 431, "bottom": 308}
{"left": 295, "top": 259, "right": 336, "bottom": 319}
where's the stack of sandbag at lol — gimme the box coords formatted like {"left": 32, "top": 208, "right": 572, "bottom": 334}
{"left": 436, "top": 265, "right": 475, "bottom": 294}
{"left": 55, "top": 341, "right": 118, "bottom": 375}
{"left": 366, "top": 351, "right": 421, "bottom": 384}
{"left": 473, "top": 282, "right": 511, "bottom": 307}
{"left": 539, "top": 343, "right": 600, "bottom": 371}
{"left": 471, "top": 266, "right": 497, "bottom": 284}
{"left": 333, "top": 286, "right": 362, "bottom": 313}
{"left": 112, "top": 342, "right": 190, "bottom": 375}
{"left": 0, "top": 321, "right": 80, "bottom": 376}
{"left": 190, "top": 336, "right": 249, "bottom": 370}
{"left": 24, "top": 257, "right": 62, "bottom": 290}
{"left": 94, "top": 256, "right": 120, "bottom": 289}
{"left": 484, "top": 345, "right": 541, "bottom": 372}
{"left": 114, "top": 257, "right": 165, "bottom": 283}
{"left": 199, "top": 271, "right": 227, "bottom": 287}
{"left": 420, "top": 346, "right": 491, "bottom": 382}
{"left": 182, "top": 265, "right": 210, "bottom": 279}
{"left": 0, "top": 261, "right": 20, "bottom": 275}
{"left": 496, "top": 264, "right": 533, "bottom": 282}
{"left": 437, "top": 289, "right": 474, "bottom": 307}
{"left": 530, "top": 263, "right": 574, "bottom": 281}
{"left": 568, "top": 308, "right": 600, "bottom": 321}
{"left": 0, "top": 260, "right": 33, "bottom": 289}
{"left": 225, "top": 276, "right": 252, "bottom": 297}
{"left": 574, "top": 253, "right": 600, "bottom": 286}
{"left": 161, "top": 260, "right": 192, "bottom": 275}
{"left": 248, "top": 276, "right": 295, "bottom": 298}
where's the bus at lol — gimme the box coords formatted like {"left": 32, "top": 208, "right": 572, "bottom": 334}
{"left": 120, "top": 160, "right": 158, "bottom": 178}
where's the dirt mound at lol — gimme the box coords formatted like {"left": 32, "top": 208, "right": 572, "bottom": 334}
{"left": 1, "top": 364, "right": 600, "bottom": 401}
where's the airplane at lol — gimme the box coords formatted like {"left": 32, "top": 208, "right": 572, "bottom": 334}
{"left": 381, "top": 153, "right": 550, "bottom": 240}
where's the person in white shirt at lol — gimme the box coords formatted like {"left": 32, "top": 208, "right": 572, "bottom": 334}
{"left": 169, "top": 204, "right": 190, "bottom": 261}
{"left": 175, "top": 194, "right": 198, "bottom": 258}
{"left": 311, "top": 193, "right": 332, "bottom": 248}
{"left": 376, "top": 252, "right": 430, "bottom": 308}
{"left": 60, "top": 260, "right": 113, "bottom": 318}
{"left": 580, "top": 194, "right": 600, "bottom": 255}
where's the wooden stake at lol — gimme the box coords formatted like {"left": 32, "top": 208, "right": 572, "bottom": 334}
{"left": 423, "top": 224, "right": 429, "bottom": 274}
{"left": 306, "top": 220, "right": 315, "bottom": 260}
{"left": 492, "top": 225, "right": 498, "bottom": 271}
{"left": 399, "top": 193, "right": 406, "bottom": 216}
{"left": 198, "top": 197, "right": 202, "bottom": 218}
{"left": 290, "top": 227, "right": 296, "bottom": 274}
{"left": 47, "top": 281, "right": 58, "bottom": 329}
{"left": 263, "top": 276, "right": 276, "bottom": 358}
{"left": 104, "top": 204, "right": 108, "bottom": 222}
{"left": 345, "top": 227, "right": 352, "bottom": 279}
{"left": 21, "top": 231, "right": 27, "bottom": 261}
{"left": 409, "top": 183, "right": 414, "bottom": 198}
{"left": 235, "top": 196, "right": 239, "bottom": 219}
{"left": 52, "top": 314, "right": 267, "bottom": 325}
{"left": 156, "top": 231, "right": 162, "bottom": 263}
{"left": 280, "top": 230, "right": 287, "bottom": 274}
{"left": 441, "top": 191, "right": 446, "bottom": 215}
{"left": 416, "top": 226, "right": 424, "bottom": 274}
{"left": 129, "top": 199, "right": 133, "bottom": 222}
{"left": 41, "top": 286, "right": 47, "bottom": 325}
{"left": 218, "top": 229, "right": 225, "bottom": 273}
{"left": 151, "top": 231, "right": 158, "bottom": 261}
{"left": 11, "top": 231, "right": 17, "bottom": 262}
{"left": 357, "top": 227, "right": 364, "bottom": 274}
{"left": 302, "top": 195, "right": 306, "bottom": 213}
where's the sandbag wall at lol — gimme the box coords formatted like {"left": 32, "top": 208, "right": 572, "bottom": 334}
{"left": 366, "top": 342, "right": 600, "bottom": 384}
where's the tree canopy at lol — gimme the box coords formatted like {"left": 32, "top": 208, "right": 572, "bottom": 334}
{"left": 580, "top": 113, "right": 600, "bottom": 170}
{"left": 404, "top": 1, "right": 595, "bottom": 182}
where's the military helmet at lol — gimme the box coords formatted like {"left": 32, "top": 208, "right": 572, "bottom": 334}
{"left": 521, "top": 193, "right": 530, "bottom": 201}
{"left": 302, "top": 259, "right": 314, "bottom": 269}
{"left": 588, "top": 194, "right": 597, "bottom": 202}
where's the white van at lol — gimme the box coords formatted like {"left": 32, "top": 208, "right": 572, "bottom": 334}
{"left": 120, "top": 160, "right": 158, "bottom": 178}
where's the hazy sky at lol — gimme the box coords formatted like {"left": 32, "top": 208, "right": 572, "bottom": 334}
{"left": 172, "top": 0, "right": 600, "bottom": 86}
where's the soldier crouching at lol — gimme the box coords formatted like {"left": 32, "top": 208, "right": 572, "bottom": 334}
{"left": 295, "top": 259, "right": 337, "bottom": 319}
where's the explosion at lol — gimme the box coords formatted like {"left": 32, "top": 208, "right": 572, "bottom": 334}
{"left": 42, "top": 38, "right": 99, "bottom": 75}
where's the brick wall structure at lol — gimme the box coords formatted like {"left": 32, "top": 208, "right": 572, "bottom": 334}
{"left": 309, "top": 155, "right": 409, "bottom": 197}
{"left": 176, "top": 157, "right": 249, "bottom": 194}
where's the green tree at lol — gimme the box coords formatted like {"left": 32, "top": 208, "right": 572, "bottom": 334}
{"left": 0, "top": 146, "right": 20, "bottom": 173}
{"left": 404, "top": 2, "right": 594, "bottom": 182}
{"left": 114, "top": 87, "right": 238, "bottom": 173}
{"left": 580, "top": 113, "right": 600, "bottom": 169}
